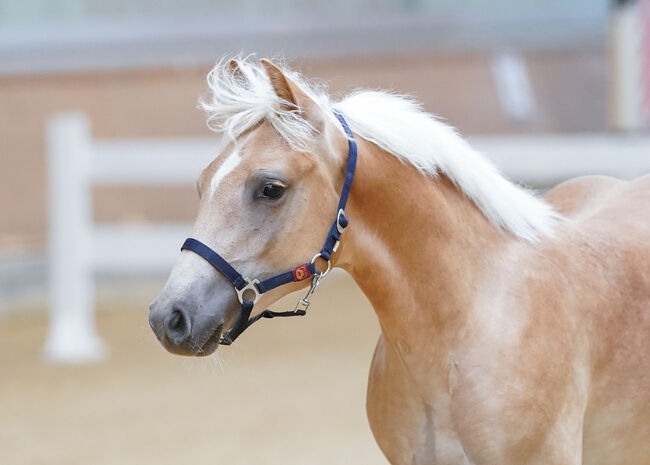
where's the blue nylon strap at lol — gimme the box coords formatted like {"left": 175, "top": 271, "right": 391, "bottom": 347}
{"left": 180, "top": 112, "right": 357, "bottom": 345}
{"left": 223, "top": 305, "right": 307, "bottom": 344}
{"left": 319, "top": 112, "right": 357, "bottom": 259}
{"left": 333, "top": 112, "right": 357, "bottom": 212}
{"left": 257, "top": 262, "right": 317, "bottom": 294}
{"left": 181, "top": 238, "right": 247, "bottom": 290}
{"left": 182, "top": 238, "right": 317, "bottom": 295}
{"left": 219, "top": 300, "right": 254, "bottom": 345}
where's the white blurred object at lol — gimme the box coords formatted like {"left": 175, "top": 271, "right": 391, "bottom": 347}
{"left": 44, "top": 113, "right": 218, "bottom": 363}
{"left": 473, "top": 133, "right": 650, "bottom": 185}
{"left": 491, "top": 50, "right": 536, "bottom": 124}
{"left": 609, "top": 0, "right": 649, "bottom": 131}
{"left": 45, "top": 114, "right": 105, "bottom": 363}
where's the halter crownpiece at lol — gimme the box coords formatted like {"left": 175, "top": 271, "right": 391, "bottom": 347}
{"left": 180, "top": 112, "right": 357, "bottom": 345}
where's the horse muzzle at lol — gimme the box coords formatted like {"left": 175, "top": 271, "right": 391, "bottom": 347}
{"left": 148, "top": 293, "right": 237, "bottom": 356}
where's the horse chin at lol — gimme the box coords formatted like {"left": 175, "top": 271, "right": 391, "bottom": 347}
{"left": 195, "top": 324, "right": 224, "bottom": 356}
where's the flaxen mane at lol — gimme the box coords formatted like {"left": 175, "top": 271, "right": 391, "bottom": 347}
{"left": 200, "top": 56, "right": 560, "bottom": 242}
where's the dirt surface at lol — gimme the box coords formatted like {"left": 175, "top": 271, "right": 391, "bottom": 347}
{"left": 0, "top": 272, "right": 388, "bottom": 465}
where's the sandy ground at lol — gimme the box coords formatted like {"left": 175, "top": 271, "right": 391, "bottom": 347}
{"left": 0, "top": 272, "right": 388, "bottom": 465}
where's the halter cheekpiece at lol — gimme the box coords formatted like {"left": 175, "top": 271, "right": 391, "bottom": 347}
{"left": 181, "top": 112, "right": 357, "bottom": 345}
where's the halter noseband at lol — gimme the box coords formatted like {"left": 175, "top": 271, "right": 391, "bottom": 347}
{"left": 180, "top": 112, "right": 357, "bottom": 345}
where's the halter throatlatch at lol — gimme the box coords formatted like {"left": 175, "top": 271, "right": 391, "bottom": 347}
{"left": 181, "top": 112, "right": 357, "bottom": 345}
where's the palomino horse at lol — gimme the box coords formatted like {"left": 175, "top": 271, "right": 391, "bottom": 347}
{"left": 149, "top": 57, "right": 650, "bottom": 465}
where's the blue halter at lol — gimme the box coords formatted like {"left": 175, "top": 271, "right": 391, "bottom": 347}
{"left": 181, "top": 112, "right": 357, "bottom": 345}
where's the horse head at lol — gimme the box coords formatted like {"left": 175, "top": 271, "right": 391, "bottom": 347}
{"left": 148, "top": 58, "right": 350, "bottom": 355}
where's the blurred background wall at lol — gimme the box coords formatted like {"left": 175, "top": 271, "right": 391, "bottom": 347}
{"left": 0, "top": 0, "right": 610, "bottom": 255}
{"left": 2, "top": 0, "right": 625, "bottom": 311}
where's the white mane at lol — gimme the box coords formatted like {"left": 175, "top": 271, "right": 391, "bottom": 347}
{"left": 201, "top": 57, "right": 560, "bottom": 242}
{"left": 200, "top": 56, "right": 327, "bottom": 151}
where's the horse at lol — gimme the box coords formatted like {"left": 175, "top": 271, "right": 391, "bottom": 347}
{"left": 148, "top": 56, "right": 650, "bottom": 465}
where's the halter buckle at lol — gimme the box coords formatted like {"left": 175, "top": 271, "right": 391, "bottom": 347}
{"left": 294, "top": 298, "right": 311, "bottom": 313}
{"left": 336, "top": 209, "right": 347, "bottom": 234}
{"left": 294, "top": 273, "right": 322, "bottom": 313}
{"left": 236, "top": 278, "right": 261, "bottom": 304}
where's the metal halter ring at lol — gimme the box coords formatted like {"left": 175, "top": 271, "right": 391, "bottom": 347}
{"left": 310, "top": 253, "right": 332, "bottom": 278}
{"left": 235, "top": 278, "right": 261, "bottom": 304}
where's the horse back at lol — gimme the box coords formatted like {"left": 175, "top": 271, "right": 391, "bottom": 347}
{"left": 544, "top": 174, "right": 649, "bottom": 306}
{"left": 546, "top": 174, "right": 649, "bottom": 220}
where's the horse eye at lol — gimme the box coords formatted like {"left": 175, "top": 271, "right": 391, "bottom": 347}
{"left": 261, "top": 183, "right": 286, "bottom": 200}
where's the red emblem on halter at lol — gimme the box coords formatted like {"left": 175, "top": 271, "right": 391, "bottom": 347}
{"left": 292, "top": 264, "right": 312, "bottom": 282}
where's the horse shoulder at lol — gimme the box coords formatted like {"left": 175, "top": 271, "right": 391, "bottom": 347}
{"left": 441, "top": 258, "right": 588, "bottom": 464}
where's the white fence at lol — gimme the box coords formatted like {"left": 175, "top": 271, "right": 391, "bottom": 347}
{"left": 609, "top": 0, "right": 650, "bottom": 130}
{"left": 44, "top": 113, "right": 219, "bottom": 362}
{"left": 45, "top": 112, "right": 650, "bottom": 363}
{"left": 472, "top": 133, "right": 650, "bottom": 185}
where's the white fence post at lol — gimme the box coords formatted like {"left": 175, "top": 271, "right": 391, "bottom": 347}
{"left": 491, "top": 50, "right": 536, "bottom": 124}
{"left": 44, "top": 113, "right": 106, "bottom": 363}
{"left": 608, "top": 0, "right": 647, "bottom": 130}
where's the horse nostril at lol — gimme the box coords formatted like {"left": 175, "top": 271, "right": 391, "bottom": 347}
{"left": 164, "top": 308, "right": 191, "bottom": 345}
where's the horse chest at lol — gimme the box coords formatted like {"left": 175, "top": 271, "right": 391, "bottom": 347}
{"left": 367, "top": 336, "right": 476, "bottom": 465}
{"left": 366, "top": 331, "right": 584, "bottom": 465}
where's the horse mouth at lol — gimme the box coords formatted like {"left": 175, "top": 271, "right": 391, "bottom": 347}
{"left": 196, "top": 324, "right": 223, "bottom": 356}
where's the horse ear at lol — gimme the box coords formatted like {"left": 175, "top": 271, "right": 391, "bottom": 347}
{"left": 229, "top": 59, "right": 244, "bottom": 80}
{"left": 260, "top": 59, "right": 295, "bottom": 105}
{"left": 260, "top": 59, "right": 321, "bottom": 121}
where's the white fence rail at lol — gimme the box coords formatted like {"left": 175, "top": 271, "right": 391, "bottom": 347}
{"left": 473, "top": 133, "right": 650, "bottom": 185}
{"left": 45, "top": 112, "right": 650, "bottom": 363}
{"left": 45, "top": 113, "right": 218, "bottom": 363}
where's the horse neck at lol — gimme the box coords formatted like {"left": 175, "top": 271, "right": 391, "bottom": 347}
{"left": 336, "top": 138, "right": 510, "bottom": 347}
